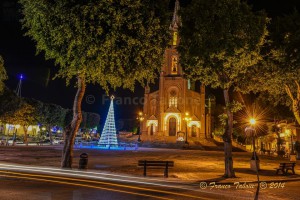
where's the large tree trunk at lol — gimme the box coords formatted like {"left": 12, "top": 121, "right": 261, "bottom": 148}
{"left": 222, "top": 89, "right": 236, "bottom": 178}
{"left": 285, "top": 82, "right": 300, "bottom": 125}
{"left": 61, "top": 76, "right": 86, "bottom": 168}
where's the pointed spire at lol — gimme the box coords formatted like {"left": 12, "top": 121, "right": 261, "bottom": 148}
{"left": 170, "top": 0, "right": 181, "bottom": 30}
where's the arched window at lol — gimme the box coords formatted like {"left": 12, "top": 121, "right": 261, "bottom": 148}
{"left": 169, "top": 90, "right": 178, "bottom": 108}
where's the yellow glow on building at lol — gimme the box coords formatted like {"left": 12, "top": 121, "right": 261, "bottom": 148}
{"left": 146, "top": 120, "right": 158, "bottom": 127}
{"left": 173, "top": 31, "right": 178, "bottom": 46}
{"left": 188, "top": 121, "right": 201, "bottom": 128}
{"left": 163, "top": 113, "right": 181, "bottom": 131}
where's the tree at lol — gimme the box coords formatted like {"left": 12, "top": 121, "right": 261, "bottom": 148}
{"left": 80, "top": 112, "right": 100, "bottom": 136}
{"left": 246, "top": 11, "right": 300, "bottom": 125}
{"left": 0, "top": 56, "right": 8, "bottom": 93}
{"left": 0, "top": 87, "right": 22, "bottom": 117}
{"left": 39, "top": 103, "right": 66, "bottom": 144}
{"left": 0, "top": 101, "right": 37, "bottom": 145}
{"left": 178, "top": 0, "right": 268, "bottom": 177}
{"left": 20, "top": 0, "right": 170, "bottom": 168}
{"left": 256, "top": 11, "right": 300, "bottom": 124}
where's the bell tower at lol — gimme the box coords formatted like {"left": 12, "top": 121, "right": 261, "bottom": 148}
{"left": 161, "top": 0, "right": 182, "bottom": 77}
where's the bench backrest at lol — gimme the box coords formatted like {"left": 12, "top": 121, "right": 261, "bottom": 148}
{"left": 138, "top": 160, "right": 174, "bottom": 167}
{"left": 279, "top": 163, "right": 296, "bottom": 167}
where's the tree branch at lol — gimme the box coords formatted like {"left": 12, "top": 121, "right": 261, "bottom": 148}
{"left": 295, "top": 81, "right": 300, "bottom": 100}
{"left": 285, "top": 84, "right": 295, "bottom": 101}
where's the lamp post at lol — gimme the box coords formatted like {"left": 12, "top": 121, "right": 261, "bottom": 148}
{"left": 184, "top": 112, "right": 192, "bottom": 144}
{"left": 136, "top": 112, "right": 144, "bottom": 142}
{"left": 245, "top": 118, "right": 260, "bottom": 200}
{"left": 248, "top": 118, "right": 259, "bottom": 161}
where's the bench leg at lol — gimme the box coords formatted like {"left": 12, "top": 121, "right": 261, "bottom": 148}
{"left": 285, "top": 168, "right": 295, "bottom": 175}
{"left": 164, "top": 162, "right": 169, "bottom": 178}
{"left": 143, "top": 161, "right": 147, "bottom": 177}
{"left": 276, "top": 169, "right": 283, "bottom": 175}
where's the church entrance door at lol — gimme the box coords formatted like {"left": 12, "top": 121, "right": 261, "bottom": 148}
{"left": 169, "top": 118, "right": 176, "bottom": 136}
{"left": 150, "top": 124, "right": 154, "bottom": 135}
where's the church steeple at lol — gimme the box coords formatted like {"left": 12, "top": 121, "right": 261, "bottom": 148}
{"left": 169, "top": 0, "right": 181, "bottom": 47}
{"left": 161, "top": 0, "right": 182, "bottom": 77}
{"left": 169, "top": 0, "right": 181, "bottom": 31}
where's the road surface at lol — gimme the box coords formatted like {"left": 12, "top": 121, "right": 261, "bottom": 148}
{"left": 0, "top": 163, "right": 299, "bottom": 200}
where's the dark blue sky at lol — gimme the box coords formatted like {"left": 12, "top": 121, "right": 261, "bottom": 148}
{"left": 0, "top": 0, "right": 300, "bottom": 124}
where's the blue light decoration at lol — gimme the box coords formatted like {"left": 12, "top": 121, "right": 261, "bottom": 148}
{"left": 98, "top": 96, "right": 118, "bottom": 148}
{"left": 15, "top": 74, "right": 24, "bottom": 97}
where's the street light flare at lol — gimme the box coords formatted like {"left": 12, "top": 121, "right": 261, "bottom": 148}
{"left": 250, "top": 118, "right": 256, "bottom": 125}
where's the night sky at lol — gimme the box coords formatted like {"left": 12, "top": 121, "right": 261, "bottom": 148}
{"left": 0, "top": 0, "right": 300, "bottom": 125}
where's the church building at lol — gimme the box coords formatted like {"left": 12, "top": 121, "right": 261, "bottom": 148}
{"left": 141, "top": 0, "right": 209, "bottom": 141}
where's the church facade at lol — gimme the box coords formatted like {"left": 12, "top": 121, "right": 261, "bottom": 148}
{"left": 141, "top": 0, "right": 209, "bottom": 141}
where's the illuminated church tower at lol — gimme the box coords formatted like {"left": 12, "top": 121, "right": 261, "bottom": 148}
{"left": 141, "top": 0, "right": 208, "bottom": 141}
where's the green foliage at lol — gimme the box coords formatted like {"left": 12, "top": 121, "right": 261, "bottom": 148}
{"left": 0, "top": 56, "right": 8, "bottom": 93}
{"left": 20, "top": 0, "right": 170, "bottom": 90}
{"left": 218, "top": 113, "right": 228, "bottom": 127}
{"left": 0, "top": 87, "right": 22, "bottom": 120}
{"left": 86, "top": 112, "right": 100, "bottom": 129}
{"left": 178, "top": 0, "right": 268, "bottom": 90}
{"left": 0, "top": 101, "right": 37, "bottom": 126}
{"left": 243, "top": 10, "right": 300, "bottom": 107}
{"left": 227, "top": 100, "right": 244, "bottom": 113}
{"left": 39, "top": 103, "right": 67, "bottom": 127}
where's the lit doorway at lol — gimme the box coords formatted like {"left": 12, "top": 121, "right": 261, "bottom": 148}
{"left": 169, "top": 118, "right": 176, "bottom": 136}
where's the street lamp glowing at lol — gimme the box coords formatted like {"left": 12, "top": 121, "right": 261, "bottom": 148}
{"left": 15, "top": 124, "right": 20, "bottom": 129}
{"left": 250, "top": 118, "right": 256, "bottom": 125}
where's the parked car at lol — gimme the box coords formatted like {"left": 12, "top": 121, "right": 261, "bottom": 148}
{"left": 53, "top": 137, "right": 64, "bottom": 144}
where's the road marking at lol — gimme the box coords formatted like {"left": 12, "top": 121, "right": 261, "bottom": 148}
{"left": 0, "top": 163, "right": 193, "bottom": 189}
{"left": 0, "top": 174, "right": 174, "bottom": 200}
{"left": 0, "top": 170, "right": 206, "bottom": 199}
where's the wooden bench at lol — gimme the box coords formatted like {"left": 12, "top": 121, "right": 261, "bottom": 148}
{"left": 138, "top": 160, "right": 174, "bottom": 178}
{"left": 275, "top": 163, "right": 296, "bottom": 175}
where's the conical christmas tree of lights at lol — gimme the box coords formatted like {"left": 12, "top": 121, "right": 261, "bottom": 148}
{"left": 98, "top": 96, "right": 118, "bottom": 147}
